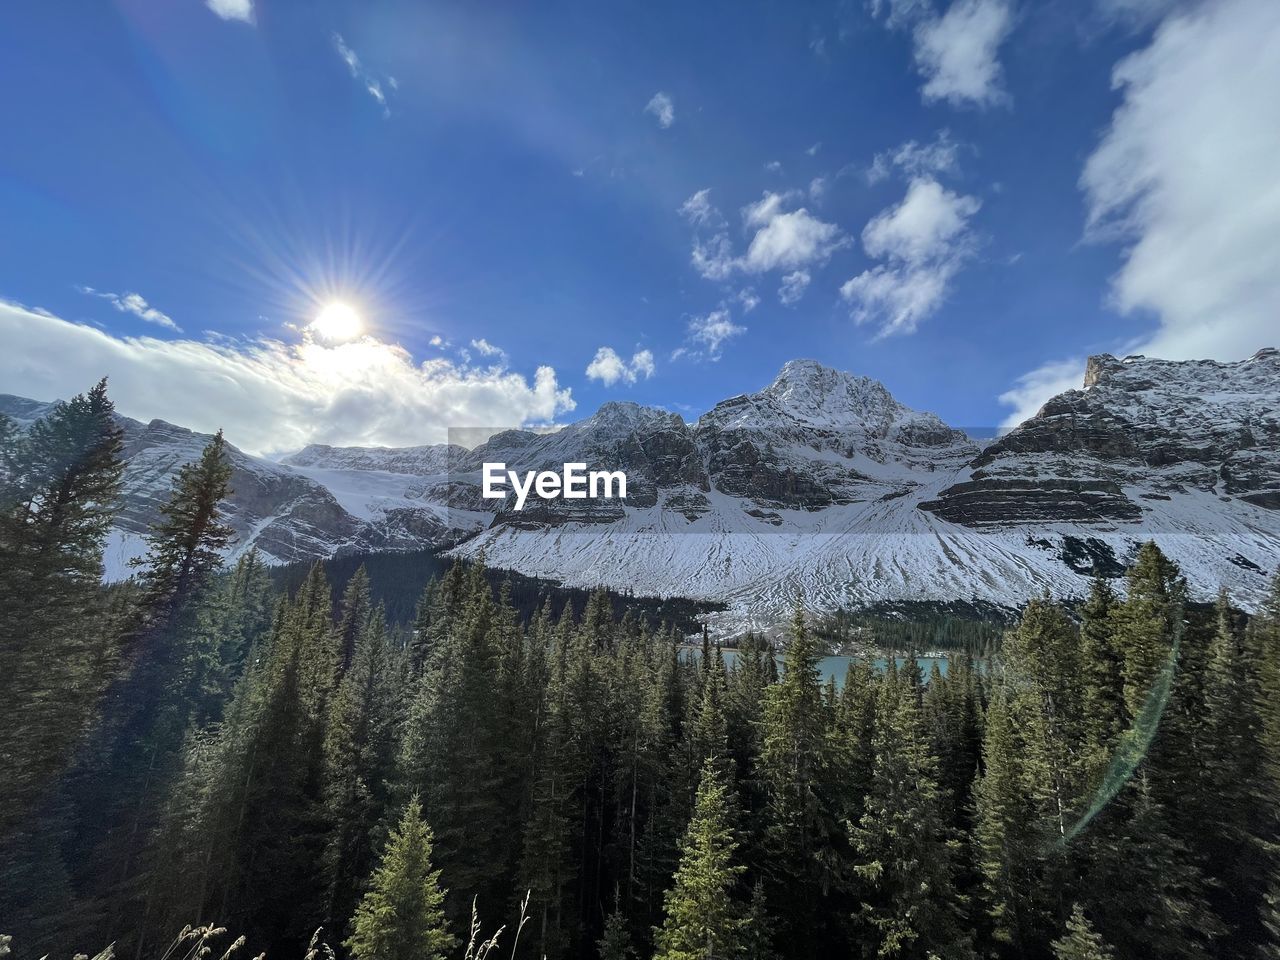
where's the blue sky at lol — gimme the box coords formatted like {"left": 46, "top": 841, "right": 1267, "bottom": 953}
{"left": 1, "top": 0, "right": 1277, "bottom": 454}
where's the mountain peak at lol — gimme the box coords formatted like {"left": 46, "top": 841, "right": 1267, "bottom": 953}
{"left": 763, "top": 359, "right": 900, "bottom": 427}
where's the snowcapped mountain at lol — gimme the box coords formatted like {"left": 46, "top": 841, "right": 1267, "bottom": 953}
{"left": 4, "top": 351, "right": 1278, "bottom": 626}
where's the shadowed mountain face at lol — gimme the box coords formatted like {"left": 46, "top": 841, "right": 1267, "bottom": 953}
{"left": 5, "top": 350, "right": 1278, "bottom": 625}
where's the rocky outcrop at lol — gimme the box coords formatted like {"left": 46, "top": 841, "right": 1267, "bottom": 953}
{"left": 919, "top": 349, "right": 1280, "bottom": 527}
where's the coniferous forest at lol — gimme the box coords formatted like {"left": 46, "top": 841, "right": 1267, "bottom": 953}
{"left": 5, "top": 382, "right": 1280, "bottom": 960}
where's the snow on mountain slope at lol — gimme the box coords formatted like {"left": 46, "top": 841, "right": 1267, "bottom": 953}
{"left": 451, "top": 354, "right": 1280, "bottom": 624}
{"left": 5, "top": 352, "right": 1278, "bottom": 625}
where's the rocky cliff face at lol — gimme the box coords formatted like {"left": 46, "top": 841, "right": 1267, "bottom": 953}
{"left": 5, "top": 351, "right": 1278, "bottom": 624}
{"left": 919, "top": 349, "right": 1280, "bottom": 525}
{"left": 695, "top": 359, "right": 977, "bottom": 509}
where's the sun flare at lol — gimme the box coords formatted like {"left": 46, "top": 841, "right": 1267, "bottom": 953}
{"left": 311, "top": 301, "right": 363, "bottom": 343}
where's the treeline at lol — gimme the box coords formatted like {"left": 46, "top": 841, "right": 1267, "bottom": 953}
{"left": 268, "top": 550, "right": 723, "bottom": 634}
{"left": 815, "top": 600, "right": 1010, "bottom": 655}
{"left": 3, "top": 381, "right": 1280, "bottom": 960}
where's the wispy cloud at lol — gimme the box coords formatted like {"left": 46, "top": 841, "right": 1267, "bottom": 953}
{"left": 779, "top": 270, "right": 811, "bottom": 306}
{"left": 673, "top": 308, "right": 746, "bottom": 362}
{"left": 679, "top": 188, "right": 723, "bottom": 228}
{"left": 333, "top": 33, "right": 396, "bottom": 118}
{"left": 79, "top": 286, "right": 181, "bottom": 332}
{"left": 470, "top": 337, "right": 505, "bottom": 360}
{"left": 206, "top": 0, "right": 253, "bottom": 24}
{"left": 585, "top": 346, "right": 655, "bottom": 386}
{"left": 866, "top": 130, "right": 963, "bottom": 184}
{"left": 645, "top": 92, "right": 675, "bottom": 128}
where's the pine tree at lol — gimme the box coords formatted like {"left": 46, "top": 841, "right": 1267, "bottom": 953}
{"left": 1077, "top": 544, "right": 1219, "bottom": 960}
{"left": 346, "top": 797, "right": 456, "bottom": 960}
{"left": 133, "top": 429, "right": 234, "bottom": 623}
{"left": 741, "top": 881, "right": 776, "bottom": 960}
{"left": 1051, "top": 904, "right": 1115, "bottom": 960}
{"left": 397, "top": 560, "right": 510, "bottom": 920}
{"left": 973, "top": 687, "right": 1045, "bottom": 956}
{"left": 336, "top": 566, "right": 373, "bottom": 669}
{"left": 1253, "top": 571, "right": 1280, "bottom": 799}
{"left": 1199, "top": 590, "right": 1272, "bottom": 949}
{"left": 653, "top": 758, "right": 747, "bottom": 960}
{"left": 598, "top": 905, "right": 636, "bottom": 960}
{"left": 322, "top": 607, "right": 403, "bottom": 932}
{"left": 60, "top": 430, "right": 235, "bottom": 952}
{"left": 850, "top": 665, "right": 973, "bottom": 960}
{"left": 0, "top": 379, "right": 125, "bottom": 837}
{"left": 1079, "top": 579, "right": 1123, "bottom": 765}
{"left": 757, "top": 611, "right": 841, "bottom": 957}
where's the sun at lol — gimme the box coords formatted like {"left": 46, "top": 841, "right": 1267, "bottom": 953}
{"left": 311, "top": 301, "right": 363, "bottom": 343}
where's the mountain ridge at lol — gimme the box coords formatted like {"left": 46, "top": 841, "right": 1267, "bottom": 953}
{"left": 4, "top": 351, "right": 1277, "bottom": 627}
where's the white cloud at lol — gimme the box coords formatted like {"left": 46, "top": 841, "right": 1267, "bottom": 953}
{"left": 873, "top": 0, "right": 1015, "bottom": 108}
{"left": 645, "top": 92, "right": 675, "bottom": 129}
{"left": 470, "top": 337, "right": 505, "bottom": 359}
{"left": 739, "top": 192, "right": 848, "bottom": 273}
{"left": 678, "top": 309, "right": 745, "bottom": 361}
{"left": 1095, "top": 0, "right": 1187, "bottom": 26}
{"left": 872, "top": 0, "right": 935, "bottom": 29}
{"left": 585, "top": 346, "right": 655, "bottom": 387}
{"left": 333, "top": 33, "right": 394, "bottom": 118}
{"left": 861, "top": 178, "right": 980, "bottom": 262}
{"left": 764, "top": 160, "right": 784, "bottom": 174}
{"left": 840, "top": 177, "right": 980, "bottom": 337}
{"left": 79, "top": 286, "right": 180, "bottom": 332}
{"left": 0, "top": 300, "right": 574, "bottom": 456}
{"left": 808, "top": 176, "right": 828, "bottom": 202}
{"left": 631, "top": 349, "right": 656, "bottom": 379}
{"left": 1080, "top": 0, "right": 1280, "bottom": 363}
{"left": 867, "top": 130, "right": 962, "bottom": 184}
{"left": 807, "top": 142, "right": 822, "bottom": 156}
{"left": 997, "top": 358, "right": 1087, "bottom": 429}
{"left": 206, "top": 0, "right": 253, "bottom": 23}
{"left": 691, "top": 233, "right": 738, "bottom": 282}
{"left": 679, "top": 188, "right": 721, "bottom": 227}
{"left": 689, "top": 192, "right": 846, "bottom": 280}
{"left": 778, "top": 271, "right": 811, "bottom": 306}
{"left": 429, "top": 335, "right": 446, "bottom": 348}
{"left": 737, "top": 288, "right": 761, "bottom": 312}
{"left": 1000, "top": 0, "right": 1280, "bottom": 429}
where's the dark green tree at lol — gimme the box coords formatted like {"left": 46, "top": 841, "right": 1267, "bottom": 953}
{"left": 346, "top": 797, "right": 455, "bottom": 960}
{"left": 1051, "top": 905, "right": 1115, "bottom": 960}
{"left": 653, "top": 758, "right": 747, "bottom": 960}
{"left": 850, "top": 664, "right": 973, "bottom": 960}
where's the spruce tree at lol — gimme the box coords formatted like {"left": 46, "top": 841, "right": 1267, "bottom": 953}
{"left": 598, "top": 905, "right": 636, "bottom": 960}
{"left": 1079, "top": 579, "right": 1123, "bottom": 765}
{"left": 1051, "top": 905, "right": 1115, "bottom": 960}
{"left": 973, "top": 687, "right": 1045, "bottom": 956}
{"left": 346, "top": 797, "right": 455, "bottom": 960}
{"left": 322, "top": 607, "right": 403, "bottom": 932}
{"left": 61, "top": 430, "right": 234, "bottom": 951}
{"left": 653, "top": 758, "right": 747, "bottom": 960}
{"left": 0, "top": 379, "right": 125, "bottom": 838}
{"left": 757, "top": 611, "right": 840, "bottom": 957}
{"left": 850, "top": 663, "right": 973, "bottom": 960}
